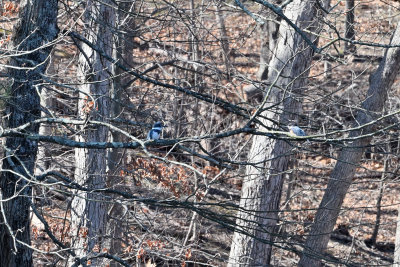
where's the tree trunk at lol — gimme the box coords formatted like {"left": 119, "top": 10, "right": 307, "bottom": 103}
{"left": 107, "top": 2, "right": 136, "bottom": 265}
{"left": 344, "top": 0, "right": 356, "bottom": 52}
{"left": 34, "top": 55, "right": 56, "bottom": 205}
{"left": 299, "top": 21, "right": 400, "bottom": 267}
{"left": 215, "top": 0, "right": 231, "bottom": 79}
{"left": 69, "top": 1, "right": 114, "bottom": 266}
{"left": 256, "top": 0, "right": 281, "bottom": 81}
{"left": 0, "top": 1, "right": 58, "bottom": 266}
{"left": 228, "top": 1, "right": 329, "bottom": 265}
{"left": 394, "top": 203, "right": 400, "bottom": 266}
{"left": 35, "top": 67, "right": 55, "bottom": 176}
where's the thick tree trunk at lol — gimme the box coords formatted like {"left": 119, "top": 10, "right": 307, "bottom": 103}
{"left": 69, "top": 1, "right": 114, "bottom": 266}
{"left": 0, "top": 1, "right": 58, "bottom": 266}
{"left": 228, "top": 1, "right": 329, "bottom": 266}
{"left": 299, "top": 21, "right": 400, "bottom": 267}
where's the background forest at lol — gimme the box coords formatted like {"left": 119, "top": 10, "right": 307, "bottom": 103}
{"left": 0, "top": 0, "right": 400, "bottom": 266}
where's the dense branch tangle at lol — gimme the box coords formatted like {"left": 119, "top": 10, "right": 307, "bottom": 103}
{"left": 0, "top": 0, "right": 399, "bottom": 266}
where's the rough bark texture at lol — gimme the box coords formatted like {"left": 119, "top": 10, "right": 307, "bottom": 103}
{"left": 0, "top": 0, "right": 58, "bottom": 266}
{"left": 228, "top": 1, "right": 329, "bottom": 266}
{"left": 69, "top": 1, "right": 114, "bottom": 266}
{"left": 299, "top": 21, "right": 400, "bottom": 267}
{"left": 107, "top": 2, "right": 136, "bottom": 266}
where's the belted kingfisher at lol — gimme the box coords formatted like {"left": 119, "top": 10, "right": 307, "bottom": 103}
{"left": 288, "top": 125, "right": 307, "bottom": 136}
{"left": 147, "top": 122, "right": 166, "bottom": 140}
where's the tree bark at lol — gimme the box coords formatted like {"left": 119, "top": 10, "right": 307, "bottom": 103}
{"left": 394, "top": 202, "right": 400, "bottom": 266}
{"left": 0, "top": 1, "right": 58, "bottom": 266}
{"left": 299, "top": 21, "right": 400, "bottom": 267}
{"left": 228, "top": 1, "right": 329, "bottom": 266}
{"left": 215, "top": 1, "right": 231, "bottom": 79}
{"left": 344, "top": 0, "right": 356, "bottom": 52}
{"left": 107, "top": 2, "right": 136, "bottom": 265}
{"left": 69, "top": 1, "right": 114, "bottom": 266}
{"left": 256, "top": 0, "right": 281, "bottom": 81}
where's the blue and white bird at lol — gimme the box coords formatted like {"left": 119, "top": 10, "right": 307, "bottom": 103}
{"left": 147, "top": 122, "right": 166, "bottom": 140}
{"left": 288, "top": 125, "right": 307, "bottom": 137}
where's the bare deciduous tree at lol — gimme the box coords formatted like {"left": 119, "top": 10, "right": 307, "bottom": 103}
{"left": 0, "top": 1, "right": 399, "bottom": 266}
{"left": 299, "top": 21, "right": 400, "bottom": 267}
{"left": 69, "top": 1, "right": 115, "bottom": 265}
{"left": 228, "top": 0, "right": 330, "bottom": 265}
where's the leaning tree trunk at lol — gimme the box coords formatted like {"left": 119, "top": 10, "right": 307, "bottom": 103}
{"left": 228, "top": 1, "right": 330, "bottom": 266}
{"left": 0, "top": 1, "right": 58, "bottom": 266}
{"left": 69, "top": 1, "right": 115, "bottom": 266}
{"left": 299, "top": 21, "right": 400, "bottom": 267}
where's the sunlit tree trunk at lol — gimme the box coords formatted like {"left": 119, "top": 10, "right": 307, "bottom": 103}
{"left": 35, "top": 86, "right": 54, "bottom": 175}
{"left": 69, "top": 1, "right": 115, "bottom": 266}
{"left": 228, "top": 1, "right": 330, "bottom": 265}
{"left": 299, "top": 21, "right": 400, "bottom": 267}
{"left": 256, "top": 0, "right": 281, "bottom": 80}
{"left": 34, "top": 54, "right": 56, "bottom": 207}
{"left": 0, "top": 0, "right": 58, "bottom": 266}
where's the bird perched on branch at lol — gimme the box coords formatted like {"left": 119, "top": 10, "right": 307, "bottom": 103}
{"left": 288, "top": 125, "right": 307, "bottom": 137}
{"left": 147, "top": 122, "right": 166, "bottom": 140}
